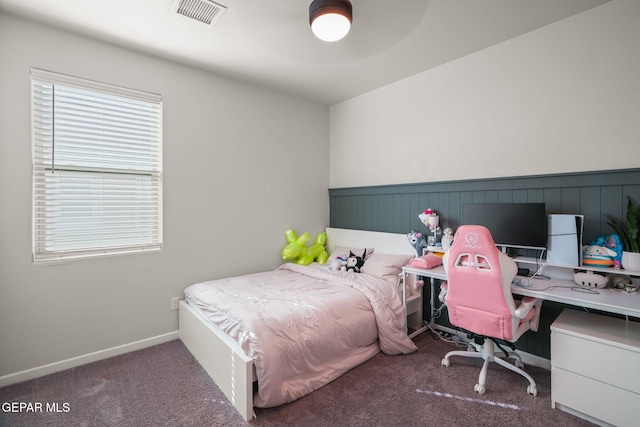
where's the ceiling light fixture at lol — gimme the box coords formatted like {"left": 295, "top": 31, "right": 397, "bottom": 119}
{"left": 309, "top": 0, "right": 352, "bottom": 42}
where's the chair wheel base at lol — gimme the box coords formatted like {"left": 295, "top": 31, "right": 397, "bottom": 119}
{"left": 474, "top": 384, "right": 485, "bottom": 395}
{"left": 441, "top": 358, "right": 450, "bottom": 367}
{"left": 527, "top": 385, "right": 537, "bottom": 396}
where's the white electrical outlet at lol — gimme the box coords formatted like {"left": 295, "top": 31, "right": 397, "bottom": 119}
{"left": 171, "top": 297, "right": 179, "bottom": 310}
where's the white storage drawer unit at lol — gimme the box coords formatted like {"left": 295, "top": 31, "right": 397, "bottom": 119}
{"left": 550, "top": 309, "right": 640, "bottom": 427}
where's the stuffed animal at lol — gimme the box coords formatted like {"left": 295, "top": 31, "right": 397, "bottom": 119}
{"left": 582, "top": 245, "right": 617, "bottom": 267}
{"left": 342, "top": 250, "right": 366, "bottom": 273}
{"left": 418, "top": 208, "right": 440, "bottom": 231}
{"left": 407, "top": 230, "right": 427, "bottom": 256}
{"left": 589, "top": 234, "right": 623, "bottom": 269}
{"left": 330, "top": 254, "right": 347, "bottom": 270}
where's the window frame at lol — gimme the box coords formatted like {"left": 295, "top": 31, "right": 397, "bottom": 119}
{"left": 31, "top": 69, "right": 163, "bottom": 263}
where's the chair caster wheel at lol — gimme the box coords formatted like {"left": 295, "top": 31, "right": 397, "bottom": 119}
{"left": 515, "top": 359, "right": 524, "bottom": 369}
{"left": 441, "top": 358, "right": 450, "bottom": 367}
{"left": 474, "top": 384, "right": 485, "bottom": 395}
{"left": 527, "top": 385, "right": 537, "bottom": 396}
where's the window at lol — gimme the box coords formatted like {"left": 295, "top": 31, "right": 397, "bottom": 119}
{"left": 31, "top": 69, "right": 162, "bottom": 262}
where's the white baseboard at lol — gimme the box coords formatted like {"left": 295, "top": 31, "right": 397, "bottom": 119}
{"left": 516, "top": 349, "right": 551, "bottom": 370}
{"left": 0, "top": 330, "right": 179, "bottom": 388}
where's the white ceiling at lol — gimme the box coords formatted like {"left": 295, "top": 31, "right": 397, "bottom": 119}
{"left": 0, "top": 0, "right": 611, "bottom": 105}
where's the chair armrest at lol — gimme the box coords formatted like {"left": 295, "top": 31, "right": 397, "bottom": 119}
{"left": 438, "top": 281, "right": 448, "bottom": 303}
{"left": 514, "top": 296, "right": 538, "bottom": 319}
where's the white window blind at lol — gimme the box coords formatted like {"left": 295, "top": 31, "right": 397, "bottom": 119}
{"left": 31, "top": 69, "right": 163, "bottom": 262}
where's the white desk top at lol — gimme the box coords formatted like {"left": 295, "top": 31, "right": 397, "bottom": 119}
{"left": 402, "top": 264, "right": 640, "bottom": 319}
{"left": 402, "top": 264, "right": 448, "bottom": 281}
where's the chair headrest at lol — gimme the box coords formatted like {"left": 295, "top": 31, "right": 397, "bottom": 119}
{"left": 447, "top": 225, "right": 501, "bottom": 273}
{"left": 453, "top": 225, "right": 497, "bottom": 253}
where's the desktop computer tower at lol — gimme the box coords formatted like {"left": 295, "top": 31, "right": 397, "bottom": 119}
{"left": 546, "top": 214, "right": 584, "bottom": 279}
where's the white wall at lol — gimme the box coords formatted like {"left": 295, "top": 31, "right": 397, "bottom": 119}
{"left": 0, "top": 13, "right": 329, "bottom": 379}
{"left": 330, "top": 0, "right": 640, "bottom": 188}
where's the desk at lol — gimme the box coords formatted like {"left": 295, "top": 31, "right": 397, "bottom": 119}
{"left": 402, "top": 264, "right": 640, "bottom": 319}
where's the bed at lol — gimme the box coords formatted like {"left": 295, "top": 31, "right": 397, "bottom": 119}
{"left": 178, "top": 227, "right": 417, "bottom": 421}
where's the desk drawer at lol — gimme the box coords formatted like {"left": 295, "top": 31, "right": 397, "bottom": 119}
{"left": 552, "top": 367, "right": 640, "bottom": 427}
{"left": 551, "top": 331, "right": 640, "bottom": 394}
{"left": 551, "top": 310, "right": 640, "bottom": 396}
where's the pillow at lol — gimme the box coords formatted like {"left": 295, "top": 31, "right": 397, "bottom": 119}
{"left": 327, "top": 246, "right": 374, "bottom": 264}
{"left": 409, "top": 254, "right": 443, "bottom": 269}
{"left": 360, "top": 253, "right": 414, "bottom": 285}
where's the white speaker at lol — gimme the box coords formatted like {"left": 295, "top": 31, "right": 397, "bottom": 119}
{"left": 546, "top": 214, "right": 584, "bottom": 280}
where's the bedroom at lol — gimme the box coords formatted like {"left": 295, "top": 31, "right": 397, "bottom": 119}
{"left": 1, "top": 0, "right": 639, "bottom": 425}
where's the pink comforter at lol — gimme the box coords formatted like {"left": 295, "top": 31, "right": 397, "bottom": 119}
{"left": 184, "top": 262, "right": 417, "bottom": 408}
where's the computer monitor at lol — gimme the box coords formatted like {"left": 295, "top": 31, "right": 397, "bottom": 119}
{"left": 461, "top": 203, "right": 547, "bottom": 250}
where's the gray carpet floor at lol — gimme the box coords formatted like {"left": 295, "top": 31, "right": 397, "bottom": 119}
{"left": 0, "top": 332, "right": 595, "bottom": 427}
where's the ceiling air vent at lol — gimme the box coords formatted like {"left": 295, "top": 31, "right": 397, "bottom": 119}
{"left": 172, "top": 0, "right": 227, "bottom": 26}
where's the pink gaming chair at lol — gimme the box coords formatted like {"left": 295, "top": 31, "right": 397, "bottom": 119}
{"left": 439, "top": 225, "right": 542, "bottom": 396}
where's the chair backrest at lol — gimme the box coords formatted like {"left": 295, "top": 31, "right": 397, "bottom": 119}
{"left": 443, "top": 225, "right": 518, "bottom": 340}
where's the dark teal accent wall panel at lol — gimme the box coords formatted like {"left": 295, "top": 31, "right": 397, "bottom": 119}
{"left": 330, "top": 169, "right": 640, "bottom": 245}
{"left": 329, "top": 168, "right": 640, "bottom": 359}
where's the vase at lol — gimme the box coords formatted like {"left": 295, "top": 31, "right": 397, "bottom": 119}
{"left": 622, "top": 251, "right": 640, "bottom": 272}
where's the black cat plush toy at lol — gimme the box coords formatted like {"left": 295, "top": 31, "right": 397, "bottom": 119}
{"left": 341, "top": 250, "right": 366, "bottom": 273}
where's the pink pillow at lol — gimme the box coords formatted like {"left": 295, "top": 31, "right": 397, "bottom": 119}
{"left": 360, "top": 253, "right": 414, "bottom": 285}
{"left": 409, "top": 254, "right": 443, "bottom": 269}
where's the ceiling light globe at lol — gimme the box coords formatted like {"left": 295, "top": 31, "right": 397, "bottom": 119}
{"left": 311, "top": 13, "right": 351, "bottom": 42}
{"left": 309, "top": 0, "right": 352, "bottom": 42}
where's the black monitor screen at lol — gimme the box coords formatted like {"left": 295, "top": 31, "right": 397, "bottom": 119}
{"left": 462, "top": 203, "right": 547, "bottom": 249}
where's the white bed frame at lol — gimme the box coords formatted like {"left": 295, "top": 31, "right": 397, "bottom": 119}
{"left": 178, "top": 227, "right": 413, "bottom": 421}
